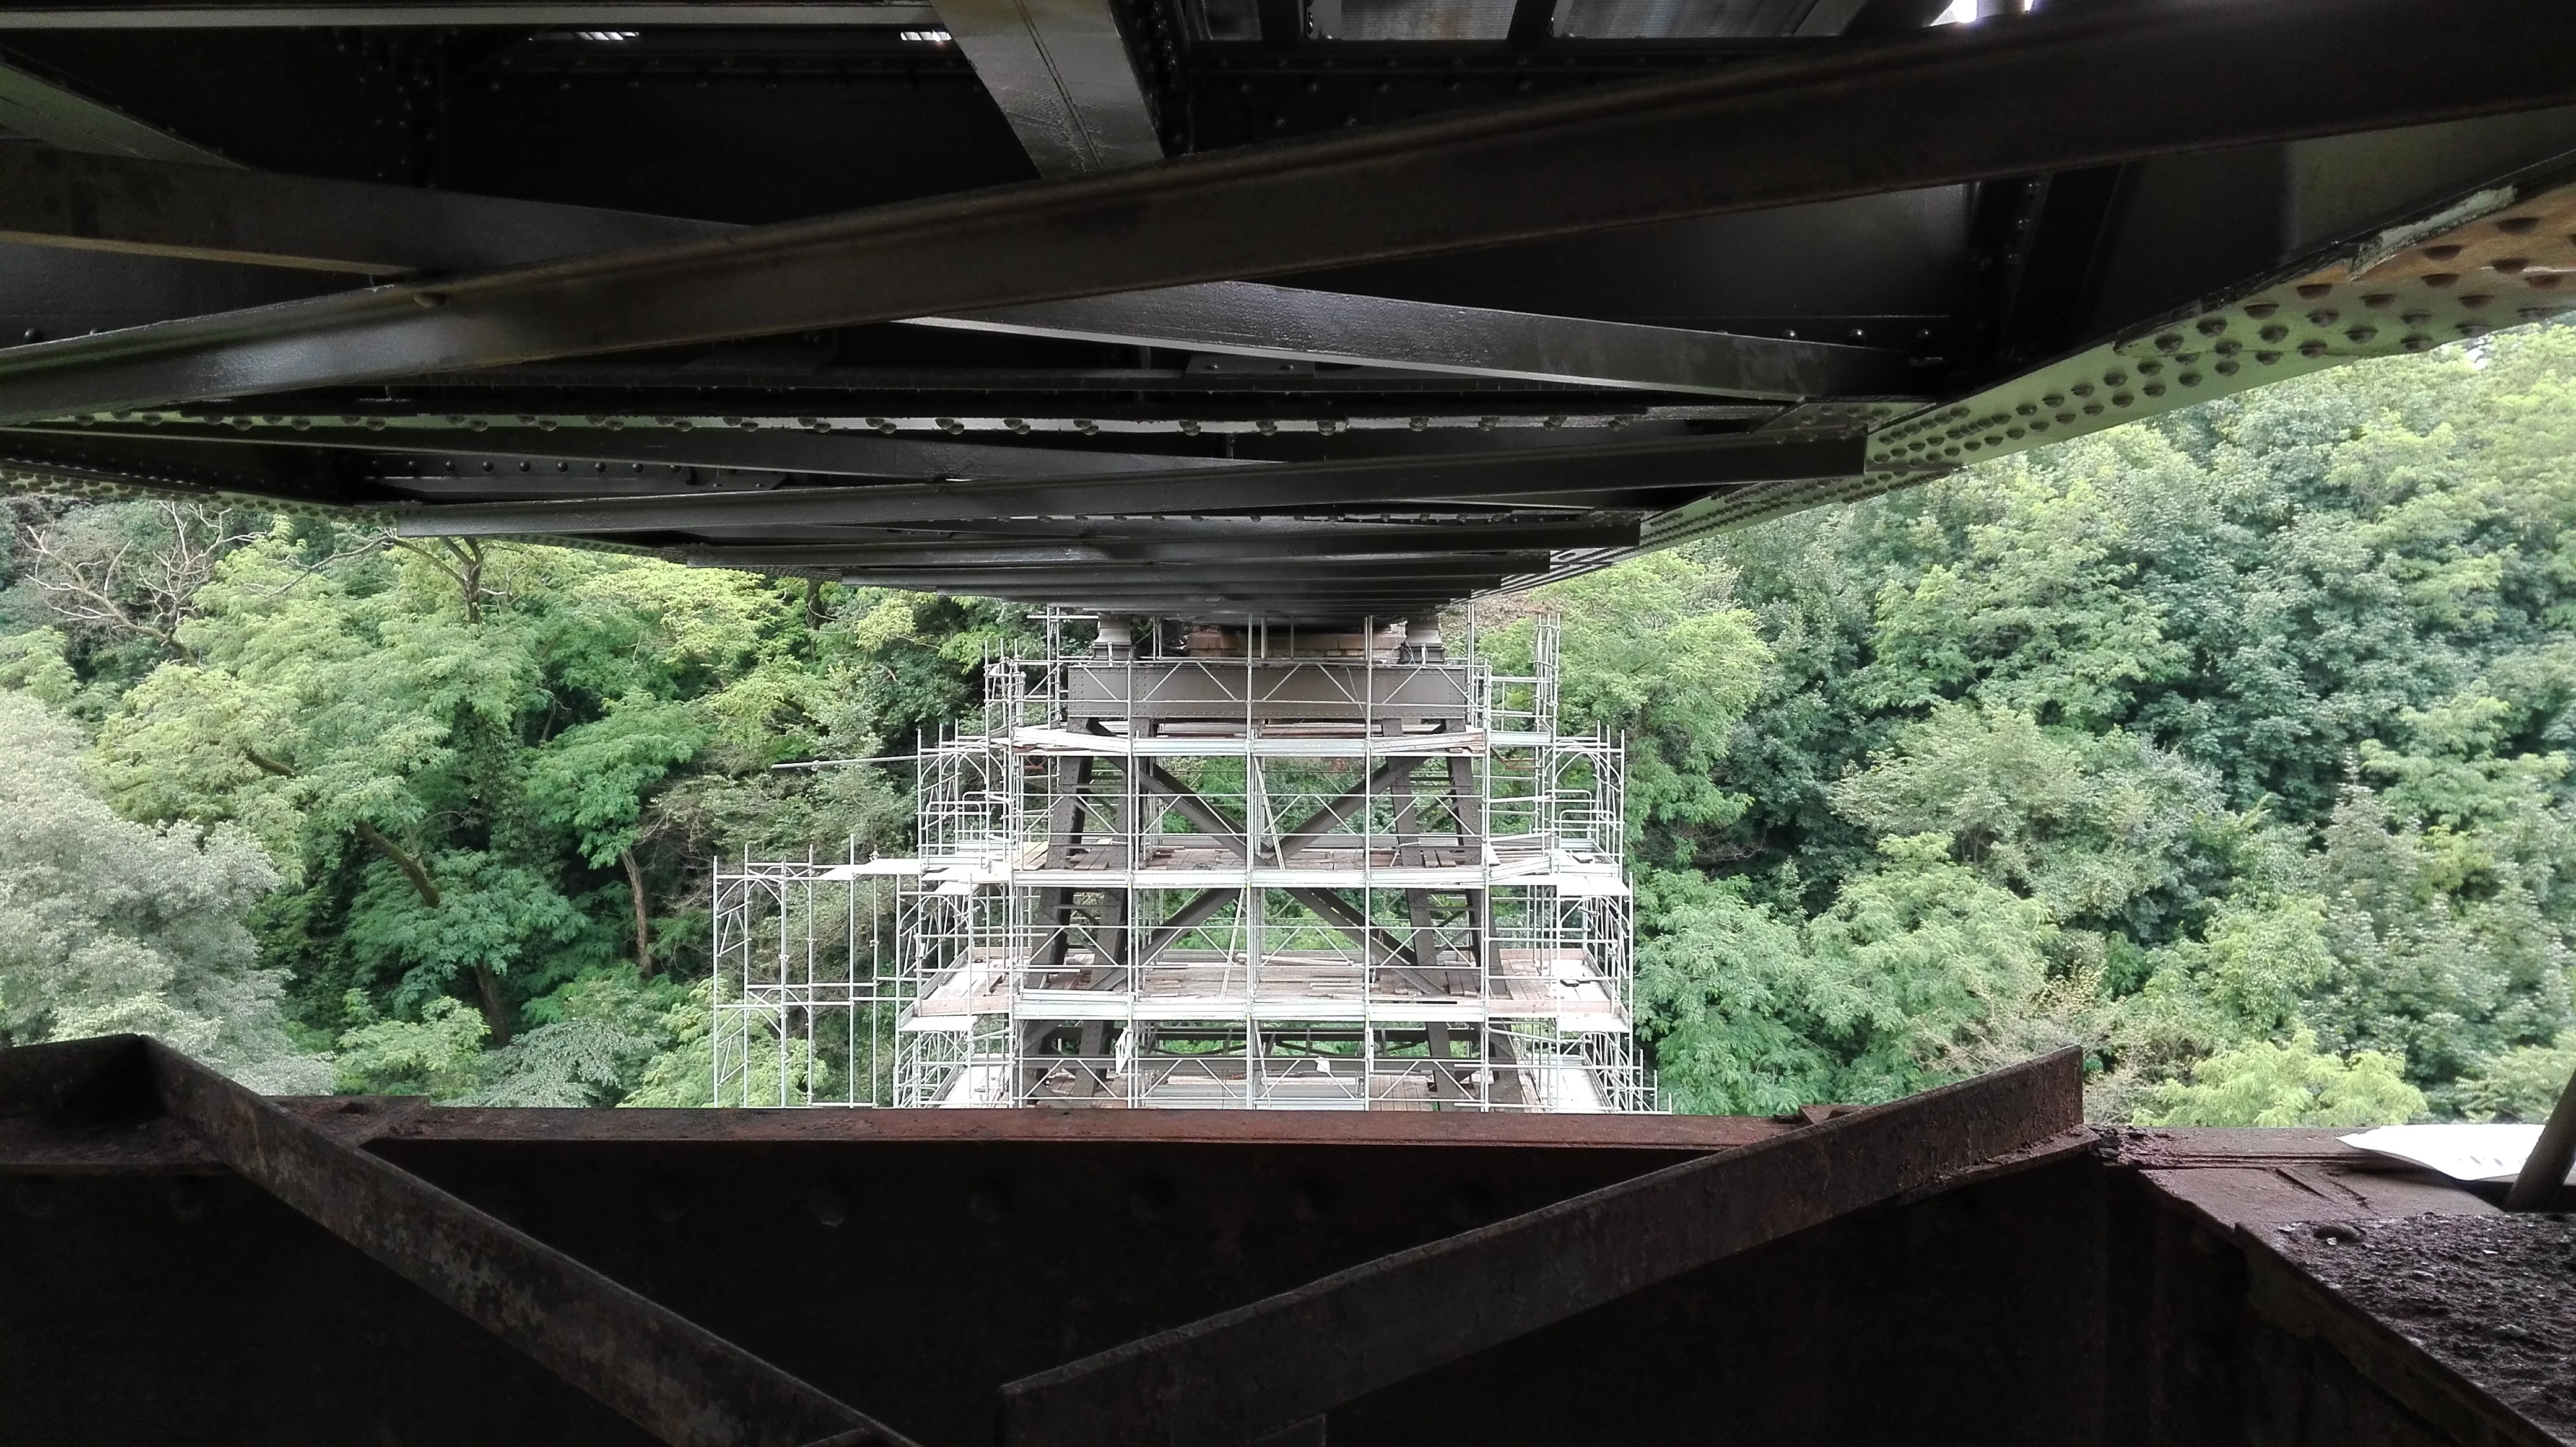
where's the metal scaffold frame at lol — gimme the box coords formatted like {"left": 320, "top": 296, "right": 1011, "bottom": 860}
{"left": 713, "top": 613, "right": 1651, "bottom": 1112}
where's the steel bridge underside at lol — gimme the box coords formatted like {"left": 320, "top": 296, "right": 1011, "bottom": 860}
{"left": 6, "top": 1038, "right": 2572, "bottom": 1446}
{"left": 0, "top": 0, "right": 2572, "bottom": 616}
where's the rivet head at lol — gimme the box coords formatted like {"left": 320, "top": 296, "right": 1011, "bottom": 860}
{"left": 2423, "top": 245, "right": 2463, "bottom": 261}
{"left": 2299, "top": 340, "right": 2330, "bottom": 358}
{"left": 2496, "top": 217, "right": 2540, "bottom": 235}
{"left": 2244, "top": 302, "right": 2279, "bottom": 320}
{"left": 2424, "top": 273, "right": 2460, "bottom": 289}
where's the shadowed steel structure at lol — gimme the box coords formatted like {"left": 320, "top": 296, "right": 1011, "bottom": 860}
{"left": 0, "top": 0, "right": 2567, "bottom": 614}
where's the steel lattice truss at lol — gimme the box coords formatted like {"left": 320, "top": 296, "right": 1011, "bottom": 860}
{"left": 0, "top": 0, "right": 2572, "bottom": 616}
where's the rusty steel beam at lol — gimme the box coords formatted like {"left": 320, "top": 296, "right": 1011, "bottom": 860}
{"left": 998, "top": 1046, "right": 2082, "bottom": 1447}
{"left": 94, "top": 1038, "right": 914, "bottom": 1447}
{"left": 2, "top": 0, "right": 2573, "bottom": 422}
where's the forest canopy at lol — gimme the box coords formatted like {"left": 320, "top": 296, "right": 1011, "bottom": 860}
{"left": 7, "top": 325, "right": 2576, "bottom": 1125}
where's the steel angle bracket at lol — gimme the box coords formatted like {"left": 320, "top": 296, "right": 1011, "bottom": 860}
{"left": 0, "top": 1035, "right": 918, "bottom": 1447}
{"left": 996, "top": 1046, "right": 2085, "bottom": 1447}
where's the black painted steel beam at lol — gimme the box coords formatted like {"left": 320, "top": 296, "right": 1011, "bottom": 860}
{"left": 819, "top": 560, "right": 1541, "bottom": 590}
{"left": 922, "top": 284, "right": 1910, "bottom": 400}
{"left": 0, "top": 148, "right": 726, "bottom": 276}
{"left": 0, "top": 58, "right": 235, "bottom": 166}
{"left": 0, "top": 0, "right": 2565, "bottom": 422}
{"left": 679, "top": 520, "right": 1634, "bottom": 566}
{"left": 390, "top": 434, "right": 1864, "bottom": 535}
{"left": 26, "top": 420, "right": 1256, "bottom": 482}
{"left": 0, "top": 1, "right": 938, "bottom": 24}
{"left": 998, "top": 1047, "right": 2082, "bottom": 1447}
{"left": 0, "top": 151, "right": 1889, "bottom": 399}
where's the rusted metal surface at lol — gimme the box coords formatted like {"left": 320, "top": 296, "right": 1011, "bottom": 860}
{"left": 0, "top": 1036, "right": 915, "bottom": 1447}
{"left": 998, "top": 1046, "right": 2082, "bottom": 1447}
{"left": 2240, "top": 1223, "right": 2569, "bottom": 1447}
{"left": 0, "top": 1092, "right": 1797, "bottom": 1173}
{"left": 17, "top": 1034, "right": 2569, "bottom": 1447}
{"left": 2267, "top": 1215, "right": 2576, "bottom": 1444}
{"left": 141, "top": 1039, "right": 911, "bottom": 1447}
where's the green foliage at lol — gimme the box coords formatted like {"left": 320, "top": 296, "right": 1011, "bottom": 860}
{"left": 1482, "top": 551, "right": 1770, "bottom": 868}
{"left": 2132, "top": 1030, "right": 2426, "bottom": 1127}
{"left": 20, "top": 324, "right": 2576, "bottom": 1122}
{"left": 0, "top": 690, "right": 327, "bottom": 1091}
{"left": 0, "top": 504, "right": 1025, "bottom": 1093}
{"left": 1637, "top": 837, "right": 2066, "bottom": 1115}
{"left": 1597, "top": 323, "right": 2576, "bottom": 1119}
{"left": 2454, "top": 1033, "right": 2576, "bottom": 1122}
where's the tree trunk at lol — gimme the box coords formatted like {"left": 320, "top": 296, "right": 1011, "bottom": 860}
{"left": 349, "top": 818, "right": 513, "bottom": 1047}
{"left": 621, "top": 847, "right": 655, "bottom": 978}
{"left": 470, "top": 964, "right": 511, "bottom": 1047}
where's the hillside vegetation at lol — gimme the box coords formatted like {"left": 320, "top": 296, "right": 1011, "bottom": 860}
{"left": 7, "top": 327, "right": 2576, "bottom": 1124}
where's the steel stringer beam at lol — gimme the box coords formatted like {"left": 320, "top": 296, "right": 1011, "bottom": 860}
{"left": 0, "top": 1036, "right": 914, "bottom": 1447}
{"left": 0, "top": 151, "right": 1900, "bottom": 400}
{"left": 28, "top": 419, "right": 1260, "bottom": 484}
{"left": 0, "top": 58, "right": 236, "bottom": 167}
{"left": 999, "top": 1046, "right": 2084, "bottom": 1447}
{"left": 391, "top": 434, "right": 1865, "bottom": 536}
{"left": 0, "top": 1, "right": 938, "bottom": 22}
{"left": 931, "top": 0, "right": 1164, "bottom": 177}
{"left": 814, "top": 559, "right": 1542, "bottom": 588}
{"left": 0, "top": 147, "right": 728, "bottom": 275}
{"left": 679, "top": 519, "right": 1639, "bottom": 566}
{"left": 1, "top": 0, "right": 2571, "bottom": 422}
{"left": 920, "top": 282, "right": 1911, "bottom": 400}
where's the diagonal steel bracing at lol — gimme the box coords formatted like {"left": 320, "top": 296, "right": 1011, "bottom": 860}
{"left": 999, "top": 1047, "right": 2084, "bottom": 1446}
{"left": 0, "top": 0, "right": 2567, "bottom": 422}
{"left": 0, "top": 58, "right": 236, "bottom": 166}
{"left": 0, "top": 149, "right": 1896, "bottom": 398}
{"left": 388, "top": 435, "right": 1866, "bottom": 536}
{"left": 32, "top": 419, "right": 1260, "bottom": 484}
{"left": 0, "top": 1036, "right": 915, "bottom": 1447}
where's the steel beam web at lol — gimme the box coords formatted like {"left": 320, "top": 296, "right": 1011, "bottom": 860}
{"left": 83, "top": 1037, "right": 919, "bottom": 1447}
{"left": 0, "top": 0, "right": 2569, "bottom": 421}
{"left": 998, "top": 1046, "right": 2084, "bottom": 1446}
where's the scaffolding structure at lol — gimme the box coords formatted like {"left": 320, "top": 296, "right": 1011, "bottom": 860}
{"left": 714, "top": 616, "right": 1651, "bottom": 1112}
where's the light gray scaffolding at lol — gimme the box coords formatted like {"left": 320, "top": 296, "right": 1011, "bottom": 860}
{"left": 714, "top": 614, "right": 1647, "bottom": 1111}
{"left": 899, "top": 614, "right": 1648, "bottom": 1111}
